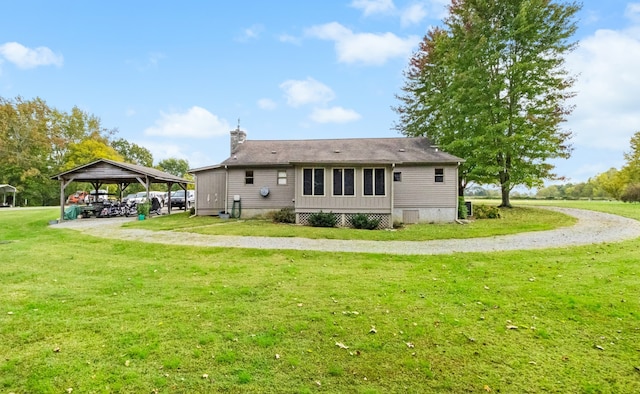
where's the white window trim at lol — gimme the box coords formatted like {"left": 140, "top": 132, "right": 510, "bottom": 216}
{"left": 332, "top": 167, "right": 356, "bottom": 197}
{"left": 362, "top": 167, "right": 386, "bottom": 197}
{"left": 277, "top": 170, "right": 287, "bottom": 185}
{"left": 302, "top": 167, "right": 325, "bottom": 196}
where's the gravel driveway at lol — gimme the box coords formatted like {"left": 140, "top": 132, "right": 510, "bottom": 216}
{"left": 52, "top": 207, "right": 640, "bottom": 255}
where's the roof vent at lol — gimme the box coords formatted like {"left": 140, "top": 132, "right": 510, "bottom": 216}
{"left": 334, "top": 149, "right": 340, "bottom": 153}
{"left": 398, "top": 148, "right": 406, "bottom": 152}
{"left": 271, "top": 151, "right": 277, "bottom": 154}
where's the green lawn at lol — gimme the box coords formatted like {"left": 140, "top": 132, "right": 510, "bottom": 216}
{"left": 1, "top": 203, "right": 639, "bottom": 393}
{"left": 125, "top": 204, "right": 576, "bottom": 241}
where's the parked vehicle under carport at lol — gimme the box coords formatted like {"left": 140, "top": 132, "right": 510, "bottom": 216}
{"left": 169, "top": 190, "right": 194, "bottom": 210}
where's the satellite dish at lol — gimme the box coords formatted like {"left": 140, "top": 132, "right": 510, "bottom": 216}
{"left": 260, "top": 186, "right": 270, "bottom": 197}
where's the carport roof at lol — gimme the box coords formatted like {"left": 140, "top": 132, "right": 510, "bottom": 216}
{"left": 0, "top": 184, "right": 17, "bottom": 193}
{"left": 50, "top": 159, "right": 192, "bottom": 184}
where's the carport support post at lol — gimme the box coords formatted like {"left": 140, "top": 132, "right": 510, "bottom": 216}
{"left": 59, "top": 180, "right": 65, "bottom": 222}
{"left": 167, "top": 181, "right": 173, "bottom": 214}
{"left": 58, "top": 176, "right": 74, "bottom": 221}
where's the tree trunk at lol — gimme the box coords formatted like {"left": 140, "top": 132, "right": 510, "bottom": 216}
{"left": 500, "top": 182, "right": 512, "bottom": 208}
{"left": 458, "top": 177, "right": 466, "bottom": 197}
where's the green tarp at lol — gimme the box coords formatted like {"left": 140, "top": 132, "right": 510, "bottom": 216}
{"left": 63, "top": 205, "right": 83, "bottom": 220}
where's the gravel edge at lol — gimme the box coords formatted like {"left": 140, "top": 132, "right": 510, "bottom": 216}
{"left": 51, "top": 206, "right": 640, "bottom": 255}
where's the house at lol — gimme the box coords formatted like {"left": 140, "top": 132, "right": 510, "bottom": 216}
{"left": 190, "top": 129, "right": 464, "bottom": 228}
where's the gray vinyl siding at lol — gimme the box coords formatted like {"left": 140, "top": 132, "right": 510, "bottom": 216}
{"left": 294, "top": 166, "right": 392, "bottom": 213}
{"left": 194, "top": 168, "right": 226, "bottom": 215}
{"left": 227, "top": 167, "right": 295, "bottom": 211}
{"left": 393, "top": 165, "right": 458, "bottom": 208}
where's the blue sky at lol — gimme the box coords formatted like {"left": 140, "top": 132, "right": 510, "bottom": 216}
{"left": 1, "top": 0, "right": 639, "bottom": 185}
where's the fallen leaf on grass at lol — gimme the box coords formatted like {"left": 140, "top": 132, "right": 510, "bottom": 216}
{"left": 406, "top": 342, "right": 415, "bottom": 348}
{"left": 202, "top": 374, "right": 208, "bottom": 379}
{"left": 336, "top": 342, "right": 349, "bottom": 349}
{"left": 506, "top": 325, "right": 518, "bottom": 330}
{"left": 483, "top": 385, "right": 492, "bottom": 392}
{"left": 53, "top": 347, "right": 61, "bottom": 353}
{"left": 595, "top": 345, "right": 604, "bottom": 351}
{"left": 275, "top": 354, "right": 280, "bottom": 359}
{"left": 369, "top": 326, "right": 377, "bottom": 334}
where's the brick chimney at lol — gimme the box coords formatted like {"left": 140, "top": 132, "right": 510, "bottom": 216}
{"left": 230, "top": 127, "right": 246, "bottom": 154}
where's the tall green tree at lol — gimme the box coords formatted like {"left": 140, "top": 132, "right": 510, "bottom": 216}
{"left": 111, "top": 138, "right": 153, "bottom": 167}
{"left": 63, "top": 133, "right": 124, "bottom": 170}
{"left": 622, "top": 131, "right": 640, "bottom": 183}
{"left": 156, "top": 158, "right": 189, "bottom": 177}
{"left": 394, "top": 0, "right": 580, "bottom": 207}
{"left": 0, "top": 96, "right": 57, "bottom": 205}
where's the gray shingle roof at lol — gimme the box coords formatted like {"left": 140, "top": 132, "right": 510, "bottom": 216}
{"left": 51, "top": 159, "right": 192, "bottom": 184}
{"left": 219, "top": 137, "right": 463, "bottom": 167}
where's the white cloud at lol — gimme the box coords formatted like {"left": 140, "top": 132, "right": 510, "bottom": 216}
{"left": 137, "top": 141, "right": 189, "bottom": 163}
{"left": 306, "top": 22, "right": 420, "bottom": 65}
{"left": 400, "top": 3, "right": 428, "bottom": 27}
{"left": 0, "top": 42, "right": 63, "bottom": 69}
{"left": 280, "top": 77, "right": 335, "bottom": 107}
{"left": 310, "top": 106, "right": 361, "bottom": 123}
{"left": 257, "top": 98, "right": 277, "bottom": 110}
{"left": 566, "top": 28, "right": 640, "bottom": 151}
{"left": 143, "top": 106, "right": 231, "bottom": 138}
{"left": 625, "top": 3, "right": 640, "bottom": 23}
{"left": 279, "top": 34, "right": 301, "bottom": 45}
{"left": 350, "top": 0, "right": 395, "bottom": 16}
{"left": 236, "top": 24, "right": 264, "bottom": 42}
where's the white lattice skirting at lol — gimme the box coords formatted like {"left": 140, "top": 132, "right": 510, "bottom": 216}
{"left": 297, "top": 212, "right": 390, "bottom": 229}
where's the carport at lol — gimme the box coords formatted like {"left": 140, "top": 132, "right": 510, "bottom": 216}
{"left": 50, "top": 159, "right": 193, "bottom": 221}
{"left": 0, "top": 184, "right": 17, "bottom": 207}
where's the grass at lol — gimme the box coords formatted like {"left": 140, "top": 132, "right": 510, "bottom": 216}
{"left": 124, "top": 205, "right": 577, "bottom": 241}
{"left": 1, "top": 203, "right": 639, "bottom": 393}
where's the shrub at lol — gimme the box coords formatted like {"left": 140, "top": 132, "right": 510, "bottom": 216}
{"left": 272, "top": 207, "right": 296, "bottom": 223}
{"left": 308, "top": 211, "right": 337, "bottom": 227}
{"left": 621, "top": 183, "right": 640, "bottom": 203}
{"left": 137, "top": 202, "right": 150, "bottom": 216}
{"left": 189, "top": 207, "right": 196, "bottom": 215}
{"left": 473, "top": 204, "right": 501, "bottom": 219}
{"left": 458, "top": 197, "right": 468, "bottom": 219}
{"left": 351, "top": 213, "right": 380, "bottom": 230}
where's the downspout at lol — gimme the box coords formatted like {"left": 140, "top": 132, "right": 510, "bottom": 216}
{"left": 457, "top": 162, "right": 461, "bottom": 221}
{"left": 193, "top": 174, "right": 197, "bottom": 216}
{"left": 224, "top": 165, "right": 229, "bottom": 215}
{"left": 390, "top": 163, "right": 395, "bottom": 229}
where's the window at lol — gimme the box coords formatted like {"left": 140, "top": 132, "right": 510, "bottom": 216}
{"left": 303, "top": 168, "right": 324, "bottom": 196}
{"left": 363, "top": 168, "right": 385, "bottom": 196}
{"left": 393, "top": 172, "right": 402, "bottom": 182}
{"left": 277, "top": 170, "right": 287, "bottom": 185}
{"left": 333, "top": 168, "right": 355, "bottom": 196}
{"left": 245, "top": 170, "right": 254, "bottom": 185}
{"left": 435, "top": 168, "right": 444, "bottom": 183}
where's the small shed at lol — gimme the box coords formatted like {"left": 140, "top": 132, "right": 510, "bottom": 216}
{"left": 50, "top": 159, "right": 193, "bottom": 221}
{"left": 0, "top": 184, "right": 17, "bottom": 207}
